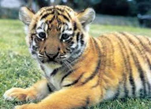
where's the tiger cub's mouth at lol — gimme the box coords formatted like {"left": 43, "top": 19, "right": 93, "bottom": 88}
{"left": 30, "top": 49, "right": 70, "bottom": 65}
{"left": 38, "top": 52, "right": 60, "bottom": 63}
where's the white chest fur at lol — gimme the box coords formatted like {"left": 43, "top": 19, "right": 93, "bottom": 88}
{"left": 41, "top": 63, "right": 62, "bottom": 90}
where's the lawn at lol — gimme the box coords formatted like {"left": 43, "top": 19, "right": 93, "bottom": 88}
{"left": 0, "top": 19, "right": 151, "bottom": 109}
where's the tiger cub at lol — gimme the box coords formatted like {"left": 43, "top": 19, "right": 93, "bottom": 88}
{"left": 4, "top": 5, "right": 151, "bottom": 109}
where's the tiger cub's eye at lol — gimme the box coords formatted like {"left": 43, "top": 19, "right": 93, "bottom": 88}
{"left": 37, "top": 32, "right": 46, "bottom": 39}
{"left": 61, "top": 34, "right": 70, "bottom": 40}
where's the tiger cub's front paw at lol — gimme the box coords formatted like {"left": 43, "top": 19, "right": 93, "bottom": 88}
{"left": 14, "top": 103, "right": 38, "bottom": 109}
{"left": 3, "top": 88, "right": 37, "bottom": 101}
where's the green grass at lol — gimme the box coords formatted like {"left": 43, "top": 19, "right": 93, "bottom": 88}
{"left": 0, "top": 19, "right": 151, "bottom": 109}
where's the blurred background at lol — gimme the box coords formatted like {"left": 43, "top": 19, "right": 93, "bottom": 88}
{"left": 0, "top": 0, "right": 151, "bottom": 28}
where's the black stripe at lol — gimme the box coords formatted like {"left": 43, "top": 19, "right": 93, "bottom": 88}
{"left": 37, "top": 27, "right": 42, "bottom": 30}
{"left": 75, "top": 32, "right": 84, "bottom": 46}
{"left": 66, "top": 28, "right": 72, "bottom": 31}
{"left": 26, "top": 7, "right": 35, "bottom": 14}
{"left": 81, "top": 39, "right": 101, "bottom": 85}
{"left": 129, "top": 73, "right": 135, "bottom": 96}
{"left": 145, "top": 37, "right": 151, "bottom": 46}
{"left": 56, "top": 8, "right": 64, "bottom": 12}
{"left": 71, "top": 42, "right": 86, "bottom": 59}
{"left": 32, "top": 24, "right": 37, "bottom": 30}
{"left": 135, "top": 36, "right": 151, "bottom": 95}
{"left": 80, "top": 34, "right": 84, "bottom": 45}
{"left": 46, "top": 8, "right": 53, "bottom": 12}
{"left": 113, "top": 85, "right": 120, "bottom": 100}
{"left": 73, "top": 22, "right": 77, "bottom": 30}
{"left": 40, "top": 65, "right": 45, "bottom": 72}
{"left": 71, "top": 43, "right": 80, "bottom": 51}
{"left": 76, "top": 32, "right": 80, "bottom": 42}
{"left": 86, "top": 97, "right": 90, "bottom": 106}
{"left": 147, "top": 58, "right": 151, "bottom": 70}
{"left": 60, "top": 70, "right": 74, "bottom": 85}
{"left": 135, "top": 35, "right": 151, "bottom": 68}
{"left": 124, "top": 74, "right": 129, "bottom": 97}
{"left": 62, "top": 27, "right": 65, "bottom": 33}
{"left": 82, "top": 97, "right": 90, "bottom": 109}
{"left": 66, "top": 7, "right": 72, "bottom": 12}
{"left": 91, "top": 80, "right": 100, "bottom": 88}
{"left": 102, "top": 36, "right": 115, "bottom": 68}
{"left": 66, "top": 11, "right": 72, "bottom": 19}
{"left": 91, "top": 37, "right": 106, "bottom": 88}
{"left": 129, "top": 43, "right": 146, "bottom": 97}
{"left": 59, "top": 14, "right": 70, "bottom": 22}
{"left": 40, "top": 11, "right": 55, "bottom": 19}
{"left": 85, "top": 97, "right": 90, "bottom": 108}
{"left": 72, "top": 49, "right": 81, "bottom": 56}
{"left": 148, "top": 82, "right": 151, "bottom": 96}
{"left": 115, "top": 35, "right": 130, "bottom": 97}
{"left": 40, "top": 22, "right": 44, "bottom": 28}
{"left": 57, "top": 26, "right": 61, "bottom": 31}
{"left": 63, "top": 73, "right": 83, "bottom": 87}
{"left": 50, "top": 69, "right": 59, "bottom": 76}
{"left": 141, "top": 36, "right": 151, "bottom": 53}
{"left": 92, "top": 36, "right": 114, "bottom": 89}
{"left": 135, "top": 36, "right": 151, "bottom": 96}
{"left": 47, "top": 83, "right": 52, "bottom": 92}
{"left": 121, "top": 33, "right": 147, "bottom": 97}
{"left": 140, "top": 89, "right": 144, "bottom": 97}
{"left": 48, "top": 16, "right": 55, "bottom": 24}
{"left": 41, "top": 13, "right": 50, "bottom": 19}
{"left": 121, "top": 33, "right": 146, "bottom": 60}
{"left": 115, "top": 34, "right": 136, "bottom": 97}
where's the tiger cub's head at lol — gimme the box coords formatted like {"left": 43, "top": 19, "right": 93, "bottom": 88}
{"left": 19, "top": 5, "right": 95, "bottom": 65}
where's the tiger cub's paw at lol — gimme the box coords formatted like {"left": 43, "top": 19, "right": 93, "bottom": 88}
{"left": 3, "top": 88, "right": 37, "bottom": 101}
{"left": 14, "top": 103, "right": 38, "bottom": 109}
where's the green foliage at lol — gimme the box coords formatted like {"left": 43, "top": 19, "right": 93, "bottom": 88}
{"left": 86, "top": 0, "right": 151, "bottom": 16}
{"left": 0, "top": 19, "right": 151, "bottom": 109}
{"left": 136, "top": 0, "right": 151, "bottom": 15}
{"left": 94, "top": 0, "right": 131, "bottom": 16}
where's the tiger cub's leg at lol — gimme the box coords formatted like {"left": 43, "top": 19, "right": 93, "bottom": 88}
{"left": 3, "top": 79, "right": 50, "bottom": 101}
{"left": 14, "top": 86, "right": 102, "bottom": 109}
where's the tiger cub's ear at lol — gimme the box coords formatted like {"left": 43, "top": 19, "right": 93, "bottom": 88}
{"left": 19, "top": 7, "right": 34, "bottom": 26}
{"left": 77, "top": 8, "right": 95, "bottom": 31}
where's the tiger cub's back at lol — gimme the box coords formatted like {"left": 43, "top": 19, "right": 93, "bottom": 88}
{"left": 96, "top": 32, "right": 151, "bottom": 100}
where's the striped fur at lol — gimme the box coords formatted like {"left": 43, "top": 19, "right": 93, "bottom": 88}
{"left": 4, "top": 5, "right": 151, "bottom": 109}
